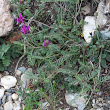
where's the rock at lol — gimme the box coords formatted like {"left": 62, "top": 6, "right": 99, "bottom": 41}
{"left": 13, "top": 101, "right": 21, "bottom": 110}
{"left": 21, "top": 68, "right": 32, "bottom": 89}
{"left": 18, "top": 96, "right": 22, "bottom": 102}
{"left": 81, "top": 4, "right": 91, "bottom": 15}
{"left": 0, "top": 107, "right": 3, "bottom": 110}
{"left": 6, "top": 89, "right": 15, "bottom": 93}
{"left": 96, "top": 1, "right": 108, "bottom": 28}
{"left": 65, "top": 108, "right": 70, "bottom": 110}
{"left": 0, "top": 88, "right": 5, "bottom": 99}
{"left": 0, "top": 0, "right": 14, "bottom": 37}
{"left": 83, "top": 16, "right": 96, "bottom": 44}
{"left": 100, "top": 29, "right": 110, "bottom": 40}
{"left": 103, "top": 0, "right": 110, "bottom": 14}
{"left": 2, "top": 95, "right": 6, "bottom": 105}
{"left": 1, "top": 76, "right": 17, "bottom": 89}
{"left": 7, "top": 95, "right": 12, "bottom": 102}
{"left": 16, "top": 70, "right": 22, "bottom": 76}
{"left": 4, "top": 71, "right": 9, "bottom": 75}
{"left": 0, "top": 74, "right": 2, "bottom": 79}
{"left": 4, "top": 100, "right": 13, "bottom": 110}
{"left": 65, "top": 92, "right": 87, "bottom": 110}
{"left": 92, "top": 99, "right": 95, "bottom": 104}
{"left": 0, "top": 99, "right": 2, "bottom": 105}
{"left": 5, "top": 92, "right": 12, "bottom": 96}
{"left": 39, "top": 102, "right": 50, "bottom": 110}
{"left": 18, "top": 67, "right": 26, "bottom": 73}
{"left": 21, "top": 74, "right": 30, "bottom": 89}
{"left": 12, "top": 93, "right": 18, "bottom": 100}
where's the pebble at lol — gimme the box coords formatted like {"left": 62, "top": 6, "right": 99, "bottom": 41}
{"left": 0, "top": 107, "right": 3, "bottom": 110}
{"left": 18, "top": 67, "right": 26, "bottom": 73}
{"left": 0, "top": 88, "right": 5, "bottom": 99}
{"left": 92, "top": 99, "right": 95, "bottom": 104}
{"left": 20, "top": 68, "right": 32, "bottom": 89}
{"left": 2, "top": 95, "right": 6, "bottom": 105}
{"left": 65, "top": 92, "right": 87, "bottom": 109}
{"left": 12, "top": 93, "right": 18, "bottom": 100}
{"left": 13, "top": 101, "right": 21, "bottom": 110}
{"left": 0, "top": 0, "right": 14, "bottom": 37}
{"left": 4, "top": 100, "right": 13, "bottom": 110}
{"left": 21, "top": 74, "right": 30, "bottom": 89}
{"left": 1, "top": 76, "right": 17, "bottom": 89}
{"left": 7, "top": 95, "right": 12, "bottom": 102}
{"left": 4, "top": 71, "right": 9, "bottom": 75}
{"left": 18, "top": 96, "right": 22, "bottom": 102}
{"left": 0, "top": 99, "right": 2, "bottom": 105}
{"left": 5, "top": 92, "right": 12, "bottom": 96}
{"left": 6, "top": 89, "right": 15, "bottom": 93}
{"left": 40, "top": 102, "right": 50, "bottom": 110}
{"left": 16, "top": 70, "right": 22, "bottom": 76}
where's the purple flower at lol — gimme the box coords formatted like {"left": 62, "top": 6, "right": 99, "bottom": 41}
{"left": 19, "top": 0, "right": 24, "bottom": 4}
{"left": 21, "top": 24, "right": 30, "bottom": 34}
{"left": 44, "top": 39, "right": 49, "bottom": 46}
{"left": 15, "top": 13, "right": 24, "bottom": 25}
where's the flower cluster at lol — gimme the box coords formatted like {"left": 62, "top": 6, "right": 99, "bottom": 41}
{"left": 19, "top": 0, "right": 24, "bottom": 4}
{"left": 15, "top": 1, "right": 49, "bottom": 46}
{"left": 15, "top": 13, "right": 29, "bottom": 34}
{"left": 15, "top": 13, "right": 24, "bottom": 25}
{"left": 21, "top": 24, "right": 30, "bottom": 34}
{"left": 44, "top": 39, "right": 49, "bottom": 46}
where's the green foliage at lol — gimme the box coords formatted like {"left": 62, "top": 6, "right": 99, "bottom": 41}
{"left": 11, "top": 0, "right": 110, "bottom": 109}
{"left": 0, "top": 38, "right": 22, "bottom": 71}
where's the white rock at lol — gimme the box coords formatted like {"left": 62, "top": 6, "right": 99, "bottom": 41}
{"left": 92, "top": 99, "right": 95, "bottom": 104}
{"left": 96, "top": 1, "right": 107, "bottom": 28}
{"left": 4, "top": 100, "right": 13, "bottom": 110}
{"left": 83, "top": 16, "right": 96, "bottom": 44}
{"left": 104, "top": 0, "right": 110, "bottom": 14}
{"left": 12, "top": 93, "right": 18, "bottom": 100}
{"left": 39, "top": 102, "right": 50, "bottom": 110}
{"left": 7, "top": 95, "right": 12, "bottom": 102}
{"left": 2, "top": 95, "right": 6, "bottom": 104}
{"left": 21, "top": 68, "right": 32, "bottom": 89}
{"left": 21, "top": 74, "right": 30, "bottom": 89}
{"left": 65, "top": 92, "right": 87, "bottom": 110}
{"left": 13, "top": 101, "right": 21, "bottom": 110}
{"left": 1, "top": 76, "right": 17, "bottom": 89}
{"left": 0, "top": 88, "right": 5, "bottom": 99}
{"left": 16, "top": 70, "right": 22, "bottom": 76}
{"left": 0, "top": 0, "right": 14, "bottom": 37}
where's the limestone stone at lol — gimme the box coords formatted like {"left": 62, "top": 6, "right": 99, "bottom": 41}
{"left": 83, "top": 16, "right": 96, "bottom": 44}
{"left": 12, "top": 93, "right": 18, "bottom": 100}
{"left": 65, "top": 92, "right": 87, "bottom": 110}
{"left": 0, "top": 88, "right": 5, "bottom": 99}
{"left": 0, "top": 0, "right": 14, "bottom": 37}
{"left": 13, "top": 101, "right": 21, "bottom": 110}
{"left": 4, "top": 100, "right": 13, "bottom": 110}
{"left": 1, "top": 76, "right": 17, "bottom": 89}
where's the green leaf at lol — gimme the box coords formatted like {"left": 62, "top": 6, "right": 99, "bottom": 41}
{"left": 0, "top": 44, "right": 11, "bottom": 57}
{"left": 2, "top": 59, "right": 11, "bottom": 67}
{"left": 101, "top": 54, "right": 106, "bottom": 58}
{"left": 105, "top": 52, "right": 110, "bottom": 62}
{"left": 76, "top": 75, "right": 82, "bottom": 82}
{"left": 101, "top": 58, "right": 108, "bottom": 68}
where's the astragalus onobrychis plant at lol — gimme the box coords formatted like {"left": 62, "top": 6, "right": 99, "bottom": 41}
{"left": 11, "top": 0, "right": 110, "bottom": 109}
